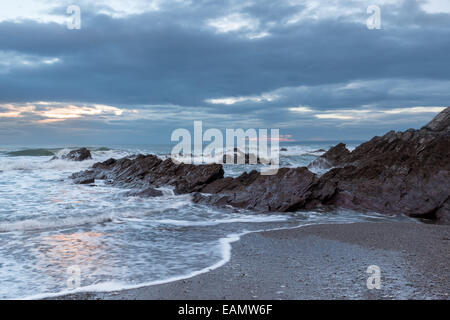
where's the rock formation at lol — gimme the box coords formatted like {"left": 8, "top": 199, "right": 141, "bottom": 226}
{"left": 195, "top": 107, "right": 450, "bottom": 223}
{"left": 71, "top": 107, "right": 450, "bottom": 223}
{"left": 71, "top": 154, "right": 224, "bottom": 194}
{"left": 309, "top": 107, "right": 450, "bottom": 223}
{"left": 193, "top": 167, "right": 317, "bottom": 212}
{"left": 53, "top": 148, "right": 92, "bottom": 161}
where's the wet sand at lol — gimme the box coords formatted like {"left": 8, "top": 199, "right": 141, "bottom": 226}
{"left": 52, "top": 221, "right": 450, "bottom": 300}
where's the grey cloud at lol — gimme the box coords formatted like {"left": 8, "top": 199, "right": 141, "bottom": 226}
{"left": 0, "top": 0, "right": 449, "bottom": 144}
{"left": 0, "top": 1, "right": 449, "bottom": 105}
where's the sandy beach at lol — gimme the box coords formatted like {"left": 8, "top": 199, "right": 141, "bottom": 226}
{"left": 52, "top": 221, "right": 450, "bottom": 300}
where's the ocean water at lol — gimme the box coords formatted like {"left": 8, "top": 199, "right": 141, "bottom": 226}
{"left": 0, "top": 143, "right": 409, "bottom": 299}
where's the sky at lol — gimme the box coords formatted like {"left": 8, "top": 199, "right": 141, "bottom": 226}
{"left": 0, "top": 0, "right": 449, "bottom": 145}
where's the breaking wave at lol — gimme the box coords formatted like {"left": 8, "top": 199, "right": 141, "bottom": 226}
{"left": 4, "top": 147, "right": 114, "bottom": 157}
{"left": 0, "top": 142, "right": 367, "bottom": 299}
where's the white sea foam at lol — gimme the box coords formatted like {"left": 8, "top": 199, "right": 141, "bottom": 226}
{"left": 0, "top": 195, "right": 193, "bottom": 233}
{"left": 0, "top": 149, "right": 131, "bottom": 172}
{"left": 21, "top": 221, "right": 335, "bottom": 300}
{"left": 0, "top": 215, "right": 115, "bottom": 233}
{"left": 154, "top": 216, "right": 288, "bottom": 227}
{"left": 1, "top": 142, "right": 371, "bottom": 300}
{"left": 20, "top": 232, "right": 242, "bottom": 300}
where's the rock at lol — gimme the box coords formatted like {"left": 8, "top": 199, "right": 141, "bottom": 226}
{"left": 307, "top": 144, "right": 350, "bottom": 171}
{"left": 126, "top": 188, "right": 164, "bottom": 197}
{"left": 307, "top": 107, "right": 450, "bottom": 223}
{"left": 280, "top": 148, "right": 288, "bottom": 151}
{"left": 195, "top": 107, "right": 450, "bottom": 224}
{"left": 69, "top": 108, "right": 450, "bottom": 223}
{"left": 53, "top": 148, "right": 92, "bottom": 161}
{"left": 308, "top": 143, "right": 350, "bottom": 169}
{"left": 421, "top": 107, "right": 450, "bottom": 132}
{"left": 73, "top": 177, "right": 95, "bottom": 185}
{"left": 65, "top": 148, "right": 92, "bottom": 161}
{"left": 94, "top": 158, "right": 116, "bottom": 168}
{"left": 194, "top": 167, "right": 317, "bottom": 211}
{"left": 436, "top": 197, "right": 450, "bottom": 224}
{"left": 71, "top": 154, "right": 224, "bottom": 195}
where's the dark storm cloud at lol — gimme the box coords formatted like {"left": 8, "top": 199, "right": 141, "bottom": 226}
{"left": 0, "top": 0, "right": 449, "bottom": 144}
{"left": 0, "top": 0, "right": 449, "bottom": 107}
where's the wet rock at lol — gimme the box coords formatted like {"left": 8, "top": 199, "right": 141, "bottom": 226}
{"left": 64, "top": 148, "right": 92, "bottom": 161}
{"left": 421, "top": 107, "right": 450, "bottom": 133}
{"left": 194, "top": 167, "right": 317, "bottom": 211}
{"left": 69, "top": 108, "right": 450, "bottom": 223}
{"left": 126, "top": 187, "right": 164, "bottom": 197}
{"left": 308, "top": 107, "right": 450, "bottom": 223}
{"left": 53, "top": 148, "right": 92, "bottom": 161}
{"left": 308, "top": 143, "right": 350, "bottom": 170}
{"left": 73, "top": 177, "right": 95, "bottom": 185}
{"left": 195, "top": 107, "right": 450, "bottom": 224}
{"left": 436, "top": 197, "right": 450, "bottom": 224}
{"left": 280, "top": 148, "right": 288, "bottom": 151}
{"left": 71, "top": 154, "right": 224, "bottom": 195}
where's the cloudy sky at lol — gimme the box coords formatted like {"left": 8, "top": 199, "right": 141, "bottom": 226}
{"left": 0, "top": 0, "right": 449, "bottom": 145}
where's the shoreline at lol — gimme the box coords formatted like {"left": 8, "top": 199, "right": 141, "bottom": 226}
{"left": 49, "top": 221, "right": 450, "bottom": 300}
{"left": 31, "top": 223, "right": 311, "bottom": 300}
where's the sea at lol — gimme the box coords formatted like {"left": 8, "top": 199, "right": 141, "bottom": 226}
{"left": 0, "top": 142, "right": 412, "bottom": 299}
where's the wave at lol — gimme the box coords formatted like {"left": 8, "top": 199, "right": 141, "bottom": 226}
{"left": 21, "top": 222, "right": 322, "bottom": 300}
{"left": 168, "top": 147, "right": 274, "bottom": 165}
{"left": 0, "top": 150, "right": 131, "bottom": 172}
{"left": 4, "top": 147, "right": 114, "bottom": 157}
{"left": 17, "top": 210, "right": 401, "bottom": 300}
{"left": 6, "top": 149, "right": 58, "bottom": 157}
{"left": 0, "top": 214, "right": 115, "bottom": 233}
{"left": 0, "top": 194, "right": 192, "bottom": 233}
{"left": 21, "top": 232, "right": 243, "bottom": 300}
{"left": 154, "top": 216, "right": 288, "bottom": 227}
{"left": 0, "top": 210, "right": 286, "bottom": 233}
{"left": 0, "top": 158, "right": 95, "bottom": 172}
{"left": 92, "top": 147, "right": 112, "bottom": 152}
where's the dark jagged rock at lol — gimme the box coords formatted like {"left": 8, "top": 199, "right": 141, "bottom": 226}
{"left": 194, "top": 167, "right": 317, "bottom": 211}
{"left": 308, "top": 143, "right": 350, "bottom": 170}
{"left": 436, "top": 197, "right": 450, "bottom": 224}
{"left": 126, "top": 187, "right": 164, "bottom": 198}
{"left": 307, "top": 108, "right": 450, "bottom": 222}
{"left": 73, "top": 177, "right": 95, "bottom": 185}
{"left": 71, "top": 154, "right": 224, "bottom": 194}
{"left": 422, "top": 107, "right": 450, "bottom": 132}
{"left": 195, "top": 107, "right": 450, "bottom": 224}
{"left": 69, "top": 107, "right": 450, "bottom": 223}
{"left": 53, "top": 148, "right": 92, "bottom": 161}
